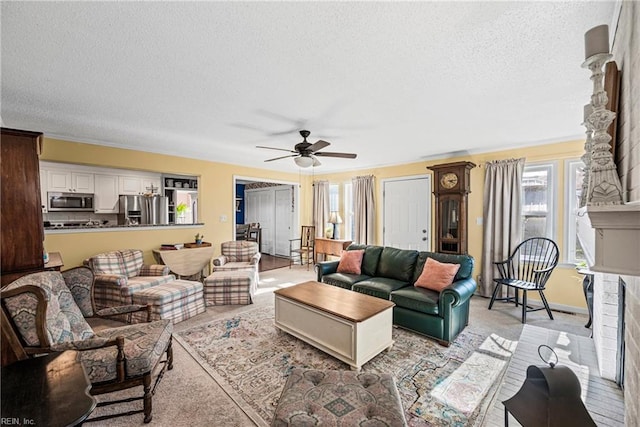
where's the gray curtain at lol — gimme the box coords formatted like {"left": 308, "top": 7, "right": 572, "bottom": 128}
{"left": 480, "top": 158, "right": 525, "bottom": 297}
{"left": 313, "top": 180, "right": 329, "bottom": 238}
{"left": 353, "top": 175, "right": 375, "bottom": 244}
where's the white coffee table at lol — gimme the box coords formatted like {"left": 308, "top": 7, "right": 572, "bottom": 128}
{"left": 274, "top": 281, "right": 395, "bottom": 371}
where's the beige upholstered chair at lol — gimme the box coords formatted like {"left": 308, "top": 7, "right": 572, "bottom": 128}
{"left": 84, "top": 249, "right": 175, "bottom": 314}
{"left": 213, "top": 241, "right": 260, "bottom": 272}
{"left": 1, "top": 267, "right": 173, "bottom": 423}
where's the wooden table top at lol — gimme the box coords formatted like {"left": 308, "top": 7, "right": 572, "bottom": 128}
{"left": 274, "top": 281, "right": 394, "bottom": 323}
{"left": 1, "top": 350, "right": 96, "bottom": 426}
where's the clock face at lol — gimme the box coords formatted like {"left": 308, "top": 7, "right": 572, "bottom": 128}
{"left": 440, "top": 172, "right": 458, "bottom": 189}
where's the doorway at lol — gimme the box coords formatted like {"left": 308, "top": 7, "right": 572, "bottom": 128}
{"left": 382, "top": 176, "right": 431, "bottom": 250}
{"left": 233, "top": 176, "right": 299, "bottom": 256}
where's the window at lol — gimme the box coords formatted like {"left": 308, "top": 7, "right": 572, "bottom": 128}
{"left": 344, "top": 182, "right": 354, "bottom": 241}
{"left": 564, "top": 159, "right": 586, "bottom": 263}
{"left": 522, "top": 163, "right": 556, "bottom": 243}
{"left": 329, "top": 184, "right": 339, "bottom": 212}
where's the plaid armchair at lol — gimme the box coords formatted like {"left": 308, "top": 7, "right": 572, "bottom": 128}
{"left": 85, "top": 249, "right": 175, "bottom": 314}
{"left": 213, "top": 241, "right": 260, "bottom": 272}
{"left": 1, "top": 268, "right": 173, "bottom": 423}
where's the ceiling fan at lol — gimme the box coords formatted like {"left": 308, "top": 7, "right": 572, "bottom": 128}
{"left": 257, "top": 130, "right": 357, "bottom": 168}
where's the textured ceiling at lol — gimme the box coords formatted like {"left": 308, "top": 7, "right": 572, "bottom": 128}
{"left": 1, "top": 2, "right": 617, "bottom": 173}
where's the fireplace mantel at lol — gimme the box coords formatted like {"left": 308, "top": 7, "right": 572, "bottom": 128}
{"left": 580, "top": 203, "right": 640, "bottom": 276}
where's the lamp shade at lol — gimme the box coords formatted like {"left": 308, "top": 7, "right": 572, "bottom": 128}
{"left": 584, "top": 24, "right": 609, "bottom": 59}
{"left": 329, "top": 211, "right": 343, "bottom": 224}
{"left": 294, "top": 156, "right": 314, "bottom": 168}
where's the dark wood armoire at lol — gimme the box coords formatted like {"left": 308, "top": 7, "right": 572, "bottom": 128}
{"left": 1, "top": 128, "right": 45, "bottom": 287}
{"left": 1, "top": 127, "right": 45, "bottom": 366}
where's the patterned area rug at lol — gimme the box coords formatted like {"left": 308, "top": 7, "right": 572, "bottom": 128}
{"left": 176, "top": 305, "right": 516, "bottom": 426}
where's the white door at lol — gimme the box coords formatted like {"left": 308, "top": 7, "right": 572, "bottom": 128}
{"left": 275, "top": 187, "right": 292, "bottom": 256}
{"left": 383, "top": 177, "right": 431, "bottom": 250}
{"left": 258, "top": 191, "right": 275, "bottom": 254}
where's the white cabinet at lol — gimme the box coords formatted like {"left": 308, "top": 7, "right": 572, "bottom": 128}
{"left": 47, "top": 170, "right": 94, "bottom": 193}
{"left": 119, "top": 175, "right": 162, "bottom": 195}
{"left": 119, "top": 175, "right": 143, "bottom": 195}
{"left": 94, "top": 174, "right": 120, "bottom": 213}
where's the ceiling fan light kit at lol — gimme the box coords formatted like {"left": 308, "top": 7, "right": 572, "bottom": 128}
{"left": 294, "top": 156, "right": 314, "bottom": 168}
{"left": 258, "top": 130, "right": 357, "bottom": 168}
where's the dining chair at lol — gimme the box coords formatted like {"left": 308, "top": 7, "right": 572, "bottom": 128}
{"left": 289, "top": 225, "right": 316, "bottom": 270}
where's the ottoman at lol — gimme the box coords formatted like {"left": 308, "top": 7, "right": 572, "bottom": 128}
{"left": 203, "top": 269, "right": 256, "bottom": 306}
{"left": 272, "top": 368, "right": 406, "bottom": 426}
{"left": 131, "top": 279, "right": 205, "bottom": 324}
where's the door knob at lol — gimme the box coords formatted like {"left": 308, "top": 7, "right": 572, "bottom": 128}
{"left": 422, "top": 229, "right": 427, "bottom": 233}
{"left": 422, "top": 237, "right": 427, "bottom": 241}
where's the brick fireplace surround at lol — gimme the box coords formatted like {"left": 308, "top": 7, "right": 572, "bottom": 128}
{"left": 591, "top": 2, "right": 640, "bottom": 425}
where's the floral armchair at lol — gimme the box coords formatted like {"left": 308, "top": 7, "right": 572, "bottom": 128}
{"left": 84, "top": 249, "right": 175, "bottom": 315}
{"left": 1, "top": 267, "right": 173, "bottom": 423}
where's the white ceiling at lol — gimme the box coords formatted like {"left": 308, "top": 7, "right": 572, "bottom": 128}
{"left": 1, "top": 1, "right": 617, "bottom": 173}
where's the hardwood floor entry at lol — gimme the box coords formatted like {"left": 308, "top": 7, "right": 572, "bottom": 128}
{"left": 259, "top": 254, "right": 290, "bottom": 272}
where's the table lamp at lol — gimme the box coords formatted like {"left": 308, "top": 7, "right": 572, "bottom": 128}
{"left": 329, "top": 211, "right": 343, "bottom": 239}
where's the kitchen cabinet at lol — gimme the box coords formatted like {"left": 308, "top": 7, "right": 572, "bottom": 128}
{"left": 1, "top": 128, "right": 45, "bottom": 286}
{"left": 94, "top": 174, "right": 119, "bottom": 213}
{"left": 119, "top": 175, "right": 161, "bottom": 195}
{"left": 47, "top": 170, "right": 94, "bottom": 193}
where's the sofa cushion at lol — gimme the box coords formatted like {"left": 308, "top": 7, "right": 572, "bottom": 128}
{"left": 90, "top": 251, "right": 125, "bottom": 276}
{"left": 337, "top": 249, "right": 364, "bottom": 275}
{"left": 121, "top": 275, "right": 176, "bottom": 296}
{"left": 352, "top": 277, "right": 409, "bottom": 300}
{"left": 391, "top": 286, "right": 440, "bottom": 316}
{"left": 412, "top": 252, "right": 474, "bottom": 284}
{"left": 347, "top": 244, "right": 383, "bottom": 277}
{"left": 377, "top": 247, "right": 418, "bottom": 282}
{"left": 3, "top": 272, "right": 95, "bottom": 347}
{"left": 322, "top": 273, "right": 370, "bottom": 290}
{"left": 415, "top": 258, "right": 460, "bottom": 291}
{"left": 120, "top": 249, "right": 144, "bottom": 278}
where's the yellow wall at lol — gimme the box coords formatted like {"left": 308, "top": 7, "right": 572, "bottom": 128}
{"left": 42, "top": 137, "right": 587, "bottom": 310}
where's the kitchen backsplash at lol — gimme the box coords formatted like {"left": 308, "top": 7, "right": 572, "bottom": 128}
{"left": 44, "top": 211, "right": 118, "bottom": 225}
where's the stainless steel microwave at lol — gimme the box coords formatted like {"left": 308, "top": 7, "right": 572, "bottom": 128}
{"left": 47, "top": 192, "right": 94, "bottom": 211}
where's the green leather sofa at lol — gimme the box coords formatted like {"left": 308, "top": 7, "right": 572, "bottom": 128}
{"left": 315, "top": 244, "right": 476, "bottom": 346}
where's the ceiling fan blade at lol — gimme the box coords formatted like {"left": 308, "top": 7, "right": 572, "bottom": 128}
{"left": 308, "top": 140, "right": 331, "bottom": 152}
{"left": 264, "top": 154, "right": 297, "bottom": 162}
{"left": 314, "top": 151, "right": 357, "bottom": 159}
{"left": 256, "top": 145, "right": 297, "bottom": 153}
{"left": 268, "top": 127, "right": 300, "bottom": 137}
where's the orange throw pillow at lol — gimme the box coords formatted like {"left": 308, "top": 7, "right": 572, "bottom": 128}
{"left": 337, "top": 250, "right": 365, "bottom": 275}
{"left": 414, "top": 258, "right": 460, "bottom": 291}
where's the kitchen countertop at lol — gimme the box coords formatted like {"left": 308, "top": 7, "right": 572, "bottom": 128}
{"left": 44, "top": 223, "right": 204, "bottom": 234}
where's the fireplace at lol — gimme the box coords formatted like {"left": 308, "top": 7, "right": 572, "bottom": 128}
{"left": 616, "top": 277, "right": 625, "bottom": 387}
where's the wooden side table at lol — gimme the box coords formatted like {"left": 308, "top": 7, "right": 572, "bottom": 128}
{"left": 153, "top": 245, "right": 215, "bottom": 280}
{"left": 1, "top": 351, "right": 96, "bottom": 426}
{"left": 314, "top": 238, "right": 352, "bottom": 263}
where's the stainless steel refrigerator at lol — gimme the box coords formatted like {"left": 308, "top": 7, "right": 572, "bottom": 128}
{"left": 118, "top": 194, "right": 168, "bottom": 225}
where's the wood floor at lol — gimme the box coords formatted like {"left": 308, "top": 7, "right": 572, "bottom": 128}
{"left": 483, "top": 324, "right": 624, "bottom": 426}
{"left": 259, "top": 254, "right": 290, "bottom": 272}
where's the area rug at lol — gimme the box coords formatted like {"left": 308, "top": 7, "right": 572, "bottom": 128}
{"left": 175, "top": 305, "right": 516, "bottom": 426}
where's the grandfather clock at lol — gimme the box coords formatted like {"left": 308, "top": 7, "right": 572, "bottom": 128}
{"left": 427, "top": 161, "right": 475, "bottom": 255}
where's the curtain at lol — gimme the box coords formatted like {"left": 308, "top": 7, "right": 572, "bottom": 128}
{"left": 313, "top": 180, "right": 329, "bottom": 238}
{"left": 353, "top": 175, "right": 375, "bottom": 244}
{"left": 480, "top": 158, "right": 525, "bottom": 297}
